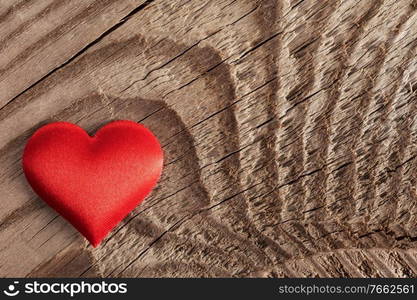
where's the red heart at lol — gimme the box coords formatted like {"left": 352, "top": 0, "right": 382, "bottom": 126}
{"left": 22, "top": 120, "right": 163, "bottom": 247}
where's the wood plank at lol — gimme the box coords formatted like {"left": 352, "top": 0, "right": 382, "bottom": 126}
{"left": 0, "top": 0, "right": 148, "bottom": 108}
{"left": 1, "top": 0, "right": 417, "bottom": 277}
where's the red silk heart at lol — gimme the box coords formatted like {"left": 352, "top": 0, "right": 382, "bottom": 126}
{"left": 22, "top": 120, "right": 163, "bottom": 247}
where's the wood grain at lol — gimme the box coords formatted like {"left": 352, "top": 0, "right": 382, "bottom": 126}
{"left": 1, "top": 0, "right": 417, "bottom": 277}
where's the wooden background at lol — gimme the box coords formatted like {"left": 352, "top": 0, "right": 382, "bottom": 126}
{"left": 1, "top": 0, "right": 417, "bottom": 277}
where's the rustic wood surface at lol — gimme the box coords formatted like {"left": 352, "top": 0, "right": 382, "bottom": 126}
{"left": 1, "top": 0, "right": 417, "bottom": 277}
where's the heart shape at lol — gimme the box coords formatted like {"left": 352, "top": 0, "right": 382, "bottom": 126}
{"left": 22, "top": 120, "right": 163, "bottom": 247}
